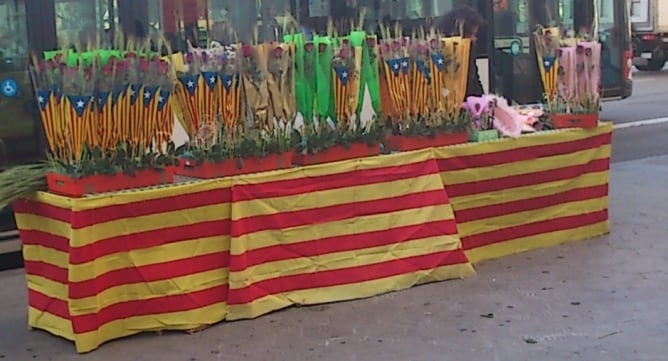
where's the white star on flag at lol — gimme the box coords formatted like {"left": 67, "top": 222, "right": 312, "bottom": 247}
{"left": 226, "top": 80, "right": 232, "bottom": 86}
{"left": 144, "top": 91, "right": 151, "bottom": 99}
{"left": 341, "top": 71, "right": 348, "bottom": 78}
{"left": 393, "top": 63, "right": 399, "bottom": 69}
{"left": 38, "top": 96, "right": 44, "bottom": 103}
{"left": 401, "top": 61, "right": 408, "bottom": 67}
{"left": 187, "top": 80, "right": 195, "bottom": 88}
{"left": 209, "top": 76, "right": 215, "bottom": 83}
{"left": 158, "top": 95, "right": 164, "bottom": 103}
{"left": 437, "top": 58, "right": 444, "bottom": 64}
{"left": 76, "top": 100, "right": 85, "bottom": 108}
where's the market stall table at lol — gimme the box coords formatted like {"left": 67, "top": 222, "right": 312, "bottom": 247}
{"left": 13, "top": 123, "right": 612, "bottom": 353}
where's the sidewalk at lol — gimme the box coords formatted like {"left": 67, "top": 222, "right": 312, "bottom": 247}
{"left": 2, "top": 156, "right": 667, "bottom": 361}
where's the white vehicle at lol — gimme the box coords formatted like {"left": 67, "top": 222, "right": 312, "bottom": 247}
{"left": 631, "top": 0, "right": 668, "bottom": 71}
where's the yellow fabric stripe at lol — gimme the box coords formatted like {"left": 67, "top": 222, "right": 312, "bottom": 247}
{"left": 29, "top": 178, "right": 233, "bottom": 211}
{"left": 66, "top": 203, "right": 230, "bottom": 247}
{"left": 440, "top": 145, "right": 610, "bottom": 185}
{"left": 27, "top": 275, "right": 68, "bottom": 302}
{"left": 458, "top": 197, "right": 608, "bottom": 238}
{"left": 466, "top": 221, "right": 610, "bottom": 264}
{"left": 28, "top": 307, "right": 74, "bottom": 341}
{"left": 14, "top": 214, "right": 70, "bottom": 238}
{"left": 69, "top": 269, "right": 229, "bottom": 316}
{"left": 232, "top": 173, "right": 443, "bottom": 220}
{"left": 226, "top": 263, "right": 476, "bottom": 320}
{"left": 68, "top": 235, "right": 230, "bottom": 282}
{"left": 73, "top": 303, "right": 227, "bottom": 353}
{"left": 450, "top": 170, "right": 609, "bottom": 210}
{"left": 235, "top": 149, "right": 433, "bottom": 184}
{"left": 228, "top": 235, "right": 463, "bottom": 289}
{"left": 230, "top": 204, "right": 456, "bottom": 255}
{"left": 23, "top": 245, "right": 69, "bottom": 269}
{"left": 432, "top": 123, "right": 612, "bottom": 158}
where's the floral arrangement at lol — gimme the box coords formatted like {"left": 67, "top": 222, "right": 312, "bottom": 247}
{"left": 30, "top": 39, "right": 177, "bottom": 179}
{"left": 462, "top": 95, "right": 523, "bottom": 138}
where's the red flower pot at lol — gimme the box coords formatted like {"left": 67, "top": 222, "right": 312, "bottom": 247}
{"left": 386, "top": 131, "right": 468, "bottom": 151}
{"left": 46, "top": 167, "right": 175, "bottom": 197}
{"left": 550, "top": 113, "right": 599, "bottom": 129}
{"left": 175, "top": 152, "right": 293, "bottom": 179}
{"left": 293, "top": 142, "right": 381, "bottom": 166}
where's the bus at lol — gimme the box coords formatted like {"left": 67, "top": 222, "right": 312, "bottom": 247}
{"left": 0, "top": 0, "right": 633, "bottom": 269}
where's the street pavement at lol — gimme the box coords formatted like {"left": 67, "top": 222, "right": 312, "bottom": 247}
{"left": 1, "top": 70, "right": 667, "bottom": 361}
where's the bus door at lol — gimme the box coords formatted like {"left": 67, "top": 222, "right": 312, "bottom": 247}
{"left": 0, "top": 0, "right": 38, "bottom": 232}
{"left": 598, "top": 0, "right": 633, "bottom": 99}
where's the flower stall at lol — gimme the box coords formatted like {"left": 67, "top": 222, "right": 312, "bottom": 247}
{"left": 2, "top": 21, "right": 612, "bottom": 354}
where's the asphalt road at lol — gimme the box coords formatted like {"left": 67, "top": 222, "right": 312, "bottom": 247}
{"left": 605, "top": 67, "right": 668, "bottom": 163}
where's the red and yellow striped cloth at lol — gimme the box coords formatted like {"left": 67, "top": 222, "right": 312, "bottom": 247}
{"left": 13, "top": 123, "right": 612, "bottom": 353}
{"left": 434, "top": 123, "right": 612, "bottom": 262}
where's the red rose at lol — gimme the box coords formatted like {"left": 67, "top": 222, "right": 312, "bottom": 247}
{"left": 318, "top": 43, "right": 327, "bottom": 53}
{"left": 152, "top": 54, "right": 160, "bottom": 61}
{"left": 429, "top": 38, "right": 438, "bottom": 48}
{"left": 339, "top": 48, "right": 350, "bottom": 59}
{"left": 201, "top": 51, "right": 209, "bottom": 62}
{"left": 185, "top": 52, "right": 194, "bottom": 62}
{"left": 274, "top": 46, "right": 284, "bottom": 58}
{"left": 342, "top": 39, "right": 350, "bottom": 47}
{"left": 401, "top": 37, "right": 408, "bottom": 46}
{"left": 304, "top": 42, "right": 314, "bottom": 52}
{"left": 241, "top": 44, "right": 253, "bottom": 57}
{"left": 366, "top": 37, "right": 376, "bottom": 47}
{"left": 102, "top": 64, "right": 113, "bottom": 75}
{"left": 46, "top": 59, "right": 57, "bottom": 70}
{"left": 556, "top": 49, "right": 563, "bottom": 57}
{"left": 109, "top": 56, "right": 117, "bottom": 64}
{"left": 53, "top": 53, "right": 63, "bottom": 63}
{"left": 576, "top": 45, "right": 584, "bottom": 54}
{"left": 37, "top": 61, "right": 46, "bottom": 71}
{"left": 127, "top": 51, "right": 136, "bottom": 58}
{"left": 158, "top": 61, "right": 169, "bottom": 74}
{"left": 380, "top": 42, "right": 390, "bottom": 54}
{"left": 391, "top": 41, "right": 400, "bottom": 50}
{"left": 139, "top": 59, "right": 149, "bottom": 72}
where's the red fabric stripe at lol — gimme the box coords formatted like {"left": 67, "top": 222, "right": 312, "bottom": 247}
{"left": 231, "top": 189, "right": 449, "bottom": 238}
{"left": 13, "top": 199, "right": 71, "bottom": 223}
{"left": 227, "top": 250, "right": 469, "bottom": 305}
{"left": 446, "top": 158, "right": 610, "bottom": 197}
{"left": 455, "top": 184, "right": 609, "bottom": 223}
{"left": 232, "top": 159, "right": 440, "bottom": 202}
{"left": 69, "top": 251, "right": 230, "bottom": 299}
{"left": 437, "top": 132, "right": 611, "bottom": 172}
{"left": 70, "top": 187, "right": 232, "bottom": 229}
{"left": 24, "top": 260, "right": 69, "bottom": 284}
{"left": 69, "top": 219, "right": 230, "bottom": 265}
{"left": 18, "top": 229, "right": 70, "bottom": 253}
{"left": 71, "top": 285, "right": 228, "bottom": 334}
{"left": 28, "top": 289, "right": 70, "bottom": 320}
{"left": 230, "top": 219, "right": 459, "bottom": 272}
{"left": 462, "top": 209, "right": 609, "bottom": 250}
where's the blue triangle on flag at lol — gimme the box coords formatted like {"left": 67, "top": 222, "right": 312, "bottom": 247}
{"left": 67, "top": 95, "right": 92, "bottom": 117}
{"left": 202, "top": 72, "right": 217, "bottom": 90}
{"left": 333, "top": 66, "right": 350, "bottom": 85}
{"left": 386, "top": 59, "right": 400, "bottom": 76}
{"left": 157, "top": 89, "right": 171, "bottom": 112}
{"left": 400, "top": 57, "right": 410, "bottom": 75}
{"left": 112, "top": 85, "right": 127, "bottom": 107}
{"left": 97, "top": 91, "right": 110, "bottom": 110}
{"left": 543, "top": 56, "right": 556, "bottom": 72}
{"left": 130, "top": 84, "right": 142, "bottom": 105}
{"left": 142, "top": 86, "right": 158, "bottom": 107}
{"left": 51, "top": 85, "right": 62, "bottom": 101}
{"left": 37, "top": 90, "right": 51, "bottom": 111}
{"left": 179, "top": 74, "right": 200, "bottom": 96}
{"left": 431, "top": 54, "right": 445, "bottom": 71}
{"left": 415, "top": 60, "right": 431, "bottom": 81}
{"left": 220, "top": 74, "right": 234, "bottom": 92}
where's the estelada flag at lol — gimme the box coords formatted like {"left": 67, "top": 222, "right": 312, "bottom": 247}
{"left": 200, "top": 71, "right": 219, "bottom": 126}
{"left": 64, "top": 94, "right": 94, "bottom": 160}
{"left": 156, "top": 88, "right": 174, "bottom": 147}
{"left": 177, "top": 74, "right": 201, "bottom": 135}
{"left": 97, "top": 91, "right": 114, "bottom": 150}
{"left": 129, "top": 83, "right": 143, "bottom": 145}
{"left": 141, "top": 85, "right": 159, "bottom": 148}
{"left": 112, "top": 84, "right": 129, "bottom": 148}
{"left": 220, "top": 73, "right": 240, "bottom": 130}
{"left": 333, "top": 65, "right": 352, "bottom": 123}
{"left": 37, "top": 89, "right": 58, "bottom": 152}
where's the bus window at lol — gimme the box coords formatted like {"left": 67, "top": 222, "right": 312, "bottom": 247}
{"left": 54, "top": 0, "right": 114, "bottom": 45}
{"left": 0, "top": 0, "right": 37, "bottom": 167}
{"left": 0, "top": 0, "right": 34, "bottom": 232}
